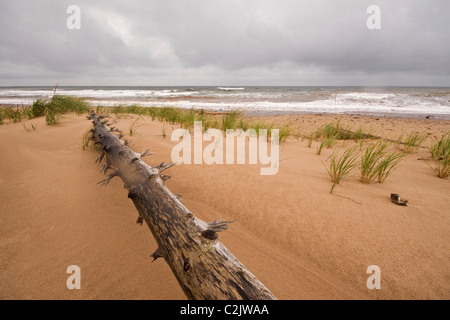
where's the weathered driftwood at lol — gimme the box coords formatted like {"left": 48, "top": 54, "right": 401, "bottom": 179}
{"left": 88, "top": 111, "right": 276, "bottom": 300}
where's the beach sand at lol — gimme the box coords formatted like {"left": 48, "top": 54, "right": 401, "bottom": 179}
{"left": 0, "top": 112, "right": 449, "bottom": 300}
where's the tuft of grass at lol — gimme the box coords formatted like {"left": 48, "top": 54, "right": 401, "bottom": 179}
{"left": 1, "top": 96, "right": 90, "bottom": 125}
{"left": 398, "top": 131, "right": 429, "bottom": 153}
{"left": 307, "top": 133, "right": 314, "bottom": 148}
{"left": 22, "top": 124, "right": 31, "bottom": 132}
{"left": 375, "top": 150, "right": 405, "bottom": 183}
{"left": 317, "top": 140, "right": 326, "bottom": 155}
{"left": 326, "top": 135, "right": 337, "bottom": 148}
{"left": 161, "top": 123, "right": 167, "bottom": 139}
{"left": 429, "top": 132, "right": 450, "bottom": 178}
{"left": 129, "top": 117, "right": 143, "bottom": 136}
{"left": 81, "top": 129, "right": 93, "bottom": 150}
{"left": 238, "top": 118, "right": 250, "bottom": 132}
{"left": 278, "top": 125, "right": 291, "bottom": 143}
{"left": 360, "top": 141, "right": 404, "bottom": 184}
{"left": 324, "top": 145, "right": 360, "bottom": 193}
{"left": 45, "top": 110, "right": 60, "bottom": 125}
{"left": 48, "top": 95, "right": 90, "bottom": 116}
{"left": 181, "top": 108, "right": 196, "bottom": 132}
{"left": 95, "top": 105, "right": 108, "bottom": 115}
{"left": 8, "top": 107, "right": 23, "bottom": 123}
{"left": 314, "top": 121, "right": 376, "bottom": 142}
{"left": 31, "top": 99, "right": 48, "bottom": 118}
{"left": 292, "top": 129, "right": 302, "bottom": 141}
{"left": 222, "top": 110, "right": 241, "bottom": 131}
{"left": 204, "top": 118, "right": 219, "bottom": 132}
{"left": 353, "top": 128, "right": 365, "bottom": 141}
{"left": 22, "top": 123, "right": 38, "bottom": 132}
{"left": 360, "top": 141, "right": 389, "bottom": 183}
{"left": 317, "top": 134, "right": 338, "bottom": 155}
{"left": 264, "top": 123, "right": 274, "bottom": 142}
{"left": 321, "top": 121, "right": 342, "bottom": 139}
{"left": 249, "top": 121, "right": 267, "bottom": 137}
{"left": 270, "top": 125, "right": 290, "bottom": 145}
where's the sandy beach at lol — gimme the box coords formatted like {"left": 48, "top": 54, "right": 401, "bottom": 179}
{"left": 0, "top": 111, "right": 449, "bottom": 300}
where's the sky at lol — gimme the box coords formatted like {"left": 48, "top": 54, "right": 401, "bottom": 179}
{"left": 0, "top": 0, "right": 449, "bottom": 87}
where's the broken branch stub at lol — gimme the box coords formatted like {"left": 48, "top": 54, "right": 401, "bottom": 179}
{"left": 88, "top": 111, "right": 276, "bottom": 300}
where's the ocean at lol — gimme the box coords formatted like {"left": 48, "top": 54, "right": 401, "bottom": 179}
{"left": 1, "top": 86, "right": 449, "bottom": 119}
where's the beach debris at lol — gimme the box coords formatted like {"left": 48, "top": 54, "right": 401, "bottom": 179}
{"left": 390, "top": 193, "right": 408, "bottom": 206}
{"left": 87, "top": 110, "right": 277, "bottom": 300}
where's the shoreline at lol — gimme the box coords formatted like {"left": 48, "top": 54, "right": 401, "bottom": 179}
{"left": 242, "top": 109, "right": 450, "bottom": 120}
{"left": 2, "top": 102, "right": 450, "bottom": 121}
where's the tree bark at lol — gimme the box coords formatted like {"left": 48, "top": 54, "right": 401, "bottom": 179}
{"left": 88, "top": 111, "right": 277, "bottom": 300}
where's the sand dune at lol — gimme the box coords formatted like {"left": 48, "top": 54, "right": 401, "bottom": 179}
{"left": 0, "top": 113, "right": 449, "bottom": 299}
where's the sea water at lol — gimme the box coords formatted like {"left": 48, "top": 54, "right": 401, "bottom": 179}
{"left": 0, "top": 86, "right": 449, "bottom": 119}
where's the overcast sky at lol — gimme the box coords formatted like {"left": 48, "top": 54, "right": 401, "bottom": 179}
{"left": 0, "top": 0, "right": 449, "bottom": 86}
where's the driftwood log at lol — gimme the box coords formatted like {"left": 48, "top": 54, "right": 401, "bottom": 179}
{"left": 88, "top": 111, "right": 276, "bottom": 300}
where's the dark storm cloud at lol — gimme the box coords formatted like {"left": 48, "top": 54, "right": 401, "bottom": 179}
{"left": 0, "top": 0, "right": 449, "bottom": 86}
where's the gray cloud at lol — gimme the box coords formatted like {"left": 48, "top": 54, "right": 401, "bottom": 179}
{"left": 0, "top": 0, "right": 449, "bottom": 86}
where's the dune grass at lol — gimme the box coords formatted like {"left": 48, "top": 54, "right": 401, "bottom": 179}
{"left": 161, "top": 123, "right": 167, "bottom": 139}
{"left": 292, "top": 129, "right": 302, "bottom": 141}
{"left": 317, "top": 137, "right": 337, "bottom": 155}
{"left": 81, "top": 129, "right": 93, "bottom": 150}
{"left": 429, "top": 132, "right": 450, "bottom": 178}
{"left": 397, "top": 131, "right": 429, "bottom": 153}
{"left": 360, "top": 140, "right": 405, "bottom": 184}
{"left": 307, "top": 133, "right": 314, "bottom": 148}
{"left": 314, "top": 120, "right": 369, "bottom": 141}
{"left": 324, "top": 145, "right": 360, "bottom": 193}
{"left": 375, "top": 150, "right": 405, "bottom": 183}
{"left": 317, "top": 140, "right": 326, "bottom": 155}
{"left": 309, "top": 121, "right": 377, "bottom": 153}
{"left": 0, "top": 106, "right": 28, "bottom": 123}
{"left": 278, "top": 125, "right": 291, "bottom": 143}
{"left": 0, "top": 95, "right": 90, "bottom": 126}
{"left": 129, "top": 117, "right": 144, "bottom": 136}
{"left": 105, "top": 105, "right": 291, "bottom": 142}
{"left": 360, "top": 141, "right": 389, "bottom": 183}
{"left": 222, "top": 110, "right": 241, "bottom": 131}
{"left": 22, "top": 123, "right": 38, "bottom": 132}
